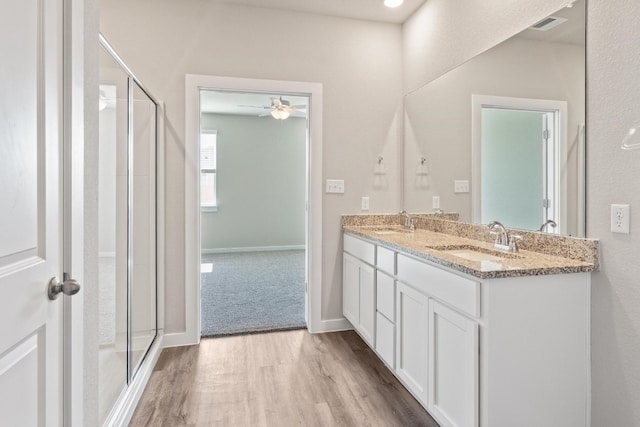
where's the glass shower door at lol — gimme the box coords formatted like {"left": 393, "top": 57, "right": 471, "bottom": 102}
{"left": 98, "top": 36, "right": 159, "bottom": 424}
{"left": 98, "top": 45, "right": 129, "bottom": 423}
{"left": 130, "top": 82, "right": 157, "bottom": 378}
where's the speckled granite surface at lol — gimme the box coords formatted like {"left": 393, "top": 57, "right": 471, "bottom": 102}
{"left": 342, "top": 214, "right": 599, "bottom": 280}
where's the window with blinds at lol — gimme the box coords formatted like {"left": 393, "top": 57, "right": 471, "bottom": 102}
{"left": 200, "top": 131, "right": 217, "bottom": 210}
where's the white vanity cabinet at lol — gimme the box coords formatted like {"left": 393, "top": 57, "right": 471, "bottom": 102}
{"left": 428, "top": 300, "right": 478, "bottom": 427}
{"left": 343, "top": 235, "right": 376, "bottom": 347}
{"left": 375, "top": 245, "right": 396, "bottom": 369}
{"left": 396, "top": 281, "right": 429, "bottom": 404}
{"left": 342, "top": 231, "right": 591, "bottom": 427}
{"left": 342, "top": 252, "right": 375, "bottom": 346}
{"left": 396, "top": 254, "right": 479, "bottom": 427}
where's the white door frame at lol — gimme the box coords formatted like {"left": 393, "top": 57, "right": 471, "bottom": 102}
{"left": 64, "top": 0, "right": 86, "bottom": 424}
{"left": 180, "top": 75, "right": 323, "bottom": 346}
{"left": 471, "top": 94, "right": 568, "bottom": 233}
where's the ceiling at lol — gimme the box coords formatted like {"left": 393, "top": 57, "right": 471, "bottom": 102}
{"left": 517, "top": 0, "right": 585, "bottom": 46}
{"left": 200, "top": 90, "right": 309, "bottom": 118}
{"left": 212, "top": 0, "right": 427, "bottom": 24}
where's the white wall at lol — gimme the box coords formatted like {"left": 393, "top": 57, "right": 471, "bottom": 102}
{"left": 100, "top": 0, "right": 403, "bottom": 330}
{"left": 588, "top": 1, "right": 640, "bottom": 425}
{"left": 200, "top": 113, "right": 306, "bottom": 251}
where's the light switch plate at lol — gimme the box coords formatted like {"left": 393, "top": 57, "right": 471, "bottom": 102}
{"left": 454, "top": 180, "right": 470, "bottom": 193}
{"left": 326, "top": 179, "right": 345, "bottom": 194}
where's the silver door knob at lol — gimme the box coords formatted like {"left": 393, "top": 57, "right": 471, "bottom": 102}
{"left": 48, "top": 276, "right": 81, "bottom": 300}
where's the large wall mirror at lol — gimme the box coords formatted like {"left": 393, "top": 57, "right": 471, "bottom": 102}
{"left": 403, "top": 0, "right": 585, "bottom": 236}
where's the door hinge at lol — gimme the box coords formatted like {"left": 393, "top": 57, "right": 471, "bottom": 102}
{"left": 542, "top": 198, "right": 551, "bottom": 208}
{"left": 543, "top": 129, "right": 550, "bottom": 140}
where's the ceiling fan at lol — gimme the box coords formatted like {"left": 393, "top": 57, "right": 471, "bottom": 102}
{"left": 240, "top": 96, "right": 306, "bottom": 120}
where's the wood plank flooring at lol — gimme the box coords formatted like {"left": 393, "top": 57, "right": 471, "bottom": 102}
{"left": 129, "top": 329, "right": 439, "bottom": 427}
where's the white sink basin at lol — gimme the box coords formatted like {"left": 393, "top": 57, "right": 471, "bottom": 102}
{"left": 425, "top": 244, "right": 522, "bottom": 262}
{"left": 444, "top": 249, "right": 506, "bottom": 262}
{"left": 372, "top": 227, "right": 414, "bottom": 235}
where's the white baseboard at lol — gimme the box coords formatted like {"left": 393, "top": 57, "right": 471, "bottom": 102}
{"left": 309, "top": 318, "right": 353, "bottom": 334}
{"left": 104, "top": 334, "right": 164, "bottom": 427}
{"left": 162, "top": 330, "right": 199, "bottom": 348}
{"left": 202, "top": 245, "right": 305, "bottom": 254}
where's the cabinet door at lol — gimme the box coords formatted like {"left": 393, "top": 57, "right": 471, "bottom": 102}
{"left": 376, "top": 312, "right": 395, "bottom": 368}
{"left": 428, "top": 300, "right": 478, "bottom": 427}
{"left": 358, "top": 262, "right": 375, "bottom": 346}
{"left": 396, "top": 281, "right": 429, "bottom": 405}
{"left": 343, "top": 253, "right": 360, "bottom": 327}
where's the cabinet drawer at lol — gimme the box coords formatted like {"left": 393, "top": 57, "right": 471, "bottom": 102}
{"left": 376, "top": 246, "right": 395, "bottom": 274}
{"left": 344, "top": 234, "right": 375, "bottom": 265}
{"left": 397, "top": 254, "right": 480, "bottom": 317}
{"left": 376, "top": 271, "right": 395, "bottom": 321}
{"left": 376, "top": 312, "right": 395, "bottom": 369}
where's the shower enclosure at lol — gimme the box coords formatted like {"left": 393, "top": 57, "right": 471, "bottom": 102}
{"left": 98, "top": 34, "right": 161, "bottom": 424}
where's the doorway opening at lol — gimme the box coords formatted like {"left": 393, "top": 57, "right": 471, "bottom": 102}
{"left": 472, "top": 95, "right": 568, "bottom": 233}
{"left": 182, "top": 75, "right": 323, "bottom": 346}
{"left": 198, "top": 90, "right": 309, "bottom": 337}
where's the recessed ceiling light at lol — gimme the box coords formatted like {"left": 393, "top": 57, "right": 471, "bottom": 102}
{"left": 384, "top": 0, "right": 404, "bottom": 8}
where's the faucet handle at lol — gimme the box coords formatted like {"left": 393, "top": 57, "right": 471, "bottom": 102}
{"left": 508, "top": 235, "right": 522, "bottom": 253}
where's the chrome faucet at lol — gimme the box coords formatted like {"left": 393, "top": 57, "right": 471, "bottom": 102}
{"left": 488, "top": 221, "right": 509, "bottom": 249}
{"left": 488, "top": 221, "right": 521, "bottom": 253}
{"left": 399, "top": 210, "right": 415, "bottom": 231}
{"left": 539, "top": 219, "right": 558, "bottom": 232}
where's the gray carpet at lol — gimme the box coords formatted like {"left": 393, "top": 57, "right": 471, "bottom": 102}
{"left": 200, "top": 250, "right": 306, "bottom": 337}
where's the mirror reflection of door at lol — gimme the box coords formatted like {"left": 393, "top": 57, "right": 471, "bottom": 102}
{"left": 481, "top": 108, "right": 555, "bottom": 231}
{"left": 472, "top": 95, "right": 567, "bottom": 233}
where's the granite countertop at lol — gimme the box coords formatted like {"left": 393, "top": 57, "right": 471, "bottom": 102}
{"left": 343, "top": 224, "right": 597, "bottom": 280}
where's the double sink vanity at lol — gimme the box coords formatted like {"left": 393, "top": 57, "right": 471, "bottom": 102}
{"left": 342, "top": 213, "right": 598, "bottom": 427}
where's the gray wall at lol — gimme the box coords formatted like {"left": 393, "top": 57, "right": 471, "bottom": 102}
{"left": 200, "top": 113, "right": 306, "bottom": 251}
{"left": 100, "top": 0, "right": 404, "bottom": 329}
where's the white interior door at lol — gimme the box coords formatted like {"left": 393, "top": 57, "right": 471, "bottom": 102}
{"left": 0, "top": 0, "right": 65, "bottom": 425}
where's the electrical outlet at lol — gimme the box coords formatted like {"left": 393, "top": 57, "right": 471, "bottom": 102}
{"left": 611, "top": 204, "right": 630, "bottom": 234}
{"left": 454, "top": 180, "right": 470, "bottom": 193}
{"left": 361, "top": 197, "right": 370, "bottom": 211}
{"left": 432, "top": 196, "right": 440, "bottom": 209}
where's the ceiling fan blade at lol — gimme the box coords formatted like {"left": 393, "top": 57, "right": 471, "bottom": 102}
{"left": 258, "top": 112, "right": 271, "bottom": 117}
{"left": 290, "top": 104, "right": 307, "bottom": 109}
{"left": 238, "top": 104, "right": 270, "bottom": 109}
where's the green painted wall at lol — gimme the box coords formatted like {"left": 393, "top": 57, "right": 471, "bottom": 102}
{"left": 200, "top": 113, "right": 306, "bottom": 250}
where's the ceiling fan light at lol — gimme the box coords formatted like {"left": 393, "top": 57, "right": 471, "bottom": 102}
{"left": 384, "top": 0, "right": 403, "bottom": 8}
{"left": 271, "top": 109, "right": 291, "bottom": 120}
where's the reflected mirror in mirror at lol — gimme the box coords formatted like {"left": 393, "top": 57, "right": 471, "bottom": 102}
{"left": 403, "top": 0, "right": 585, "bottom": 236}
